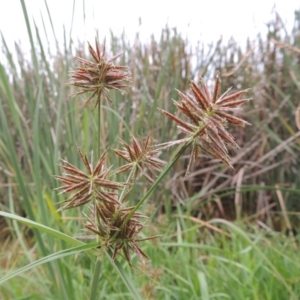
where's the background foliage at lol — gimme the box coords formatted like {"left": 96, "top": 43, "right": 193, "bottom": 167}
{"left": 0, "top": 3, "right": 299, "bottom": 299}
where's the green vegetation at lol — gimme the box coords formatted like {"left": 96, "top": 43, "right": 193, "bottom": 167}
{"left": 0, "top": 1, "right": 300, "bottom": 299}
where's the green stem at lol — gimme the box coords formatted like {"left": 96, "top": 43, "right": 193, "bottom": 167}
{"left": 97, "top": 97, "right": 101, "bottom": 158}
{"left": 91, "top": 93, "right": 103, "bottom": 299}
{"left": 89, "top": 257, "right": 102, "bottom": 300}
{"left": 124, "top": 138, "right": 193, "bottom": 224}
{"left": 119, "top": 165, "right": 137, "bottom": 202}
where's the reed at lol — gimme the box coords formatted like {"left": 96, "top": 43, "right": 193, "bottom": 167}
{"left": 0, "top": 2, "right": 299, "bottom": 299}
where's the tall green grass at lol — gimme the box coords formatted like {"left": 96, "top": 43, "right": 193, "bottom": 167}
{"left": 0, "top": 1, "right": 300, "bottom": 299}
{"left": 1, "top": 212, "right": 299, "bottom": 299}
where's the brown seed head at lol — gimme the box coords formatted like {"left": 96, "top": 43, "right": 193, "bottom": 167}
{"left": 160, "top": 75, "right": 251, "bottom": 173}
{"left": 54, "top": 147, "right": 124, "bottom": 211}
{"left": 113, "top": 135, "right": 166, "bottom": 182}
{"left": 81, "top": 200, "right": 157, "bottom": 265}
{"left": 68, "top": 38, "right": 131, "bottom": 108}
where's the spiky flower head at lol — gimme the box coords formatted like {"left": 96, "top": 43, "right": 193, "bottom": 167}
{"left": 81, "top": 199, "right": 157, "bottom": 265}
{"left": 54, "top": 147, "right": 124, "bottom": 211}
{"left": 68, "top": 38, "right": 131, "bottom": 108}
{"left": 159, "top": 75, "right": 251, "bottom": 174}
{"left": 113, "top": 135, "right": 166, "bottom": 182}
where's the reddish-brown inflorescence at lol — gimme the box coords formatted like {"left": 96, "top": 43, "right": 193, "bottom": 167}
{"left": 81, "top": 198, "right": 157, "bottom": 266}
{"left": 113, "top": 135, "right": 166, "bottom": 182}
{"left": 159, "top": 75, "right": 251, "bottom": 173}
{"left": 68, "top": 38, "right": 131, "bottom": 108}
{"left": 55, "top": 38, "right": 159, "bottom": 265}
{"left": 54, "top": 147, "right": 124, "bottom": 211}
{"left": 56, "top": 36, "right": 251, "bottom": 266}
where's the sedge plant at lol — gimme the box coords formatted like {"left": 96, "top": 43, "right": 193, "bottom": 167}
{"left": 52, "top": 38, "right": 252, "bottom": 298}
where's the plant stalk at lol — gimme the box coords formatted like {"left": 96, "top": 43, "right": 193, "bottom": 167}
{"left": 124, "top": 138, "right": 193, "bottom": 225}
{"left": 91, "top": 92, "right": 103, "bottom": 299}
{"left": 97, "top": 94, "right": 101, "bottom": 158}
{"left": 119, "top": 165, "right": 137, "bottom": 202}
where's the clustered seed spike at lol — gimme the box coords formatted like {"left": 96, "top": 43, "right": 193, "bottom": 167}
{"left": 113, "top": 135, "right": 166, "bottom": 183}
{"left": 80, "top": 199, "right": 157, "bottom": 266}
{"left": 160, "top": 75, "right": 251, "bottom": 174}
{"left": 54, "top": 148, "right": 124, "bottom": 211}
{"left": 55, "top": 146, "right": 157, "bottom": 264}
{"left": 55, "top": 35, "right": 159, "bottom": 263}
{"left": 68, "top": 38, "right": 131, "bottom": 108}
{"left": 54, "top": 37, "right": 252, "bottom": 267}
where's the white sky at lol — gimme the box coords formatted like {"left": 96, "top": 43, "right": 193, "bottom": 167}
{"left": 0, "top": 0, "right": 299, "bottom": 57}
